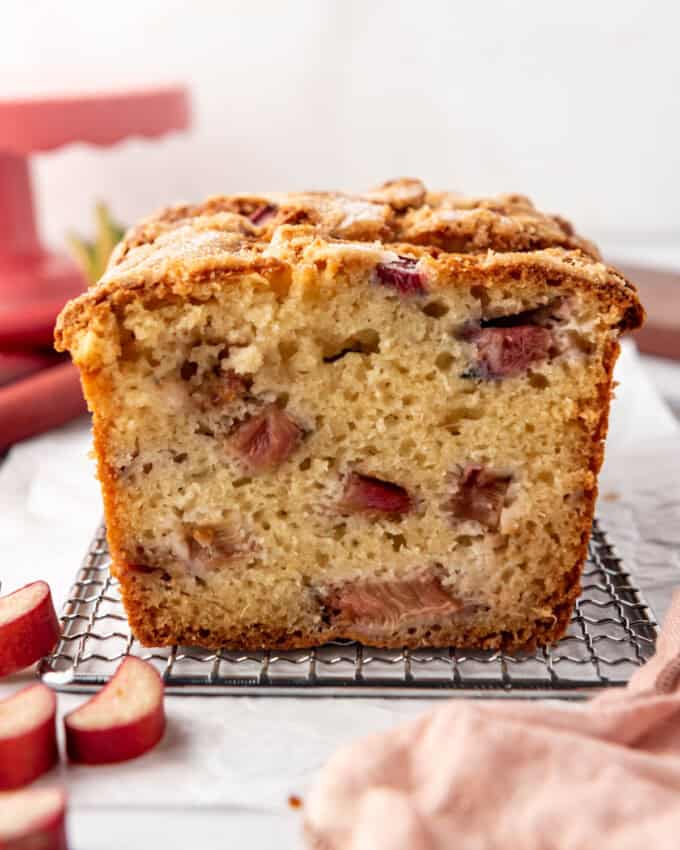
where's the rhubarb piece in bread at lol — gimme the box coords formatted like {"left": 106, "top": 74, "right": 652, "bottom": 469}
{"left": 55, "top": 180, "right": 643, "bottom": 650}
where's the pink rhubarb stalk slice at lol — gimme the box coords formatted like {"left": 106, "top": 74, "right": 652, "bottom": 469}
{"left": 0, "top": 582, "right": 61, "bottom": 679}
{"left": 0, "top": 684, "right": 58, "bottom": 791}
{"left": 0, "top": 787, "right": 68, "bottom": 850}
{"left": 64, "top": 656, "right": 165, "bottom": 765}
{"left": 228, "top": 404, "right": 302, "bottom": 472}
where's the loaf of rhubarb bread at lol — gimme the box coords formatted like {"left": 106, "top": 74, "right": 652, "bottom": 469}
{"left": 55, "top": 179, "right": 643, "bottom": 650}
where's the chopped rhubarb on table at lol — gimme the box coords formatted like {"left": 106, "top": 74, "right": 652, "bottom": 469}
{"left": 447, "top": 465, "right": 512, "bottom": 532}
{"left": 0, "top": 581, "right": 61, "bottom": 679}
{"left": 0, "top": 787, "right": 68, "bottom": 850}
{"left": 249, "top": 203, "right": 277, "bottom": 225}
{"left": 338, "top": 472, "right": 412, "bottom": 515}
{"left": 0, "top": 684, "right": 58, "bottom": 790}
{"left": 465, "top": 324, "right": 553, "bottom": 378}
{"left": 326, "top": 571, "right": 462, "bottom": 635}
{"left": 375, "top": 256, "right": 426, "bottom": 296}
{"left": 64, "top": 656, "right": 165, "bottom": 765}
{"left": 228, "top": 404, "right": 302, "bottom": 472}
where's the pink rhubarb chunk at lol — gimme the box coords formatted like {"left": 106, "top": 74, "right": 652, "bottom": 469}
{"left": 338, "top": 473, "right": 412, "bottom": 515}
{"left": 228, "top": 404, "right": 302, "bottom": 472}
{"left": 447, "top": 465, "right": 512, "bottom": 531}
{"left": 0, "top": 581, "right": 61, "bottom": 679}
{"left": 0, "top": 787, "right": 68, "bottom": 850}
{"left": 468, "top": 325, "right": 553, "bottom": 378}
{"left": 0, "top": 684, "right": 58, "bottom": 790}
{"left": 64, "top": 656, "right": 165, "bottom": 765}
{"left": 375, "top": 256, "right": 426, "bottom": 296}
{"left": 249, "top": 203, "right": 277, "bottom": 225}
{"left": 327, "top": 572, "right": 462, "bottom": 637}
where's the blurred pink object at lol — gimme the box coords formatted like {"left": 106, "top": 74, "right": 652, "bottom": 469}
{"left": 306, "top": 594, "right": 680, "bottom": 850}
{"left": 0, "top": 86, "right": 190, "bottom": 347}
{"left": 0, "top": 362, "right": 86, "bottom": 452}
{"left": 0, "top": 350, "right": 61, "bottom": 387}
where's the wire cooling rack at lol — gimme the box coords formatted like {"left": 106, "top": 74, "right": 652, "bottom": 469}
{"left": 40, "top": 521, "right": 658, "bottom": 699}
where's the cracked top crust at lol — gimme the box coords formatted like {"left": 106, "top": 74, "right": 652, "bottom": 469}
{"left": 55, "top": 178, "right": 643, "bottom": 354}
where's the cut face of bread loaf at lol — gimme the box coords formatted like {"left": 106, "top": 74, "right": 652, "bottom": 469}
{"left": 55, "top": 179, "right": 643, "bottom": 650}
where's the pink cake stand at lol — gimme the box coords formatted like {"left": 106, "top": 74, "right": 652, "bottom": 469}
{"left": 0, "top": 86, "right": 190, "bottom": 346}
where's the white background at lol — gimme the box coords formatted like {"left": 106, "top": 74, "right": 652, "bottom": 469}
{"left": 2, "top": 0, "right": 680, "bottom": 253}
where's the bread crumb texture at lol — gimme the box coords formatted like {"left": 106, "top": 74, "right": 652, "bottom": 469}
{"left": 56, "top": 179, "right": 643, "bottom": 650}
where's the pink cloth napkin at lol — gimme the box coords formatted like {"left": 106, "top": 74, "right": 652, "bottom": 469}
{"left": 305, "top": 593, "right": 680, "bottom": 850}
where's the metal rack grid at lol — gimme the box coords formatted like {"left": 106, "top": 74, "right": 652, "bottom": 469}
{"left": 40, "top": 521, "right": 658, "bottom": 699}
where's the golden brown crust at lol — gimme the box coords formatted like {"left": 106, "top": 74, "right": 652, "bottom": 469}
{"left": 55, "top": 178, "right": 643, "bottom": 356}
{"left": 114, "top": 181, "right": 597, "bottom": 260}
{"left": 82, "top": 370, "right": 129, "bottom": 578}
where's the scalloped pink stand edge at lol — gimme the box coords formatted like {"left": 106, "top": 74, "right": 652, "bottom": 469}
{"left": 0, "top": 86, "right": 190, "bottom": 346}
